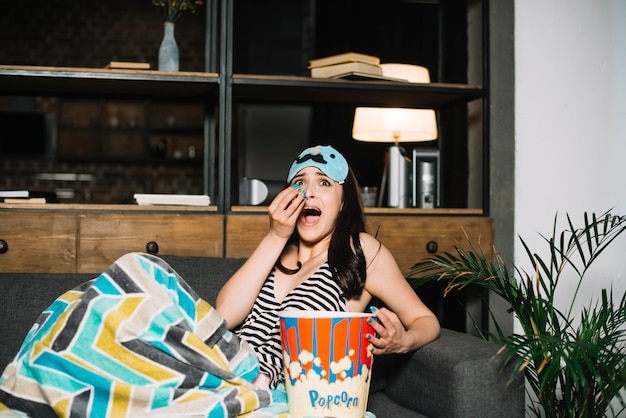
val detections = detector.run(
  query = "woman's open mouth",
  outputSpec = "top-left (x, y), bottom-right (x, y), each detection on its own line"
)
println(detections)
top-left (301, 206), bottom-right (321, 224)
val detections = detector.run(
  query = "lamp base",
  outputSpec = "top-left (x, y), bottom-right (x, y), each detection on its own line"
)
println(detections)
top-left (387, 145), bottom-right (411, 208)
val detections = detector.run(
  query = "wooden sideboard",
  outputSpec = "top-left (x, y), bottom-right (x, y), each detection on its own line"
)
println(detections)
top-left (1, 204), bottom-right (492, 276)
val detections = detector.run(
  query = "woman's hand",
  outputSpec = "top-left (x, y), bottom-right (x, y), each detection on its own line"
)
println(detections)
top-left (366, 306), bottom-right (415, 355)
top-left (356, 233), bottom-right (440, 354)
top-left (267, 185), bottom-right (306, 239)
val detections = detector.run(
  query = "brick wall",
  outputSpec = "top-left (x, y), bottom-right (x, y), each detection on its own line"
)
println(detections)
top-left (2, 0), bottom-right (206, 70)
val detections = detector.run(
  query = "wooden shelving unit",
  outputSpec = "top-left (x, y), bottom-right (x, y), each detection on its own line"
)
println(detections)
top-left (0, 0), bottom-right (492, 332)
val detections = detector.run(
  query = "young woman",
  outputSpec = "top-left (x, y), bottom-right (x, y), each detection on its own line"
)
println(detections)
top-left (216, 145), bottom-right (440, 389)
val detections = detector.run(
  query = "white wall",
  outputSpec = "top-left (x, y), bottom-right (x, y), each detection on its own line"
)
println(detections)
top-left (515, 2), bottom-right (625, 412)
top-left (515, 0), bottom-right (626, 309)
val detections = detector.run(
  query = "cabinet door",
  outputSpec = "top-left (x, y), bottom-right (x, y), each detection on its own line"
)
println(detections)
top-left (225, 214), bottom-right (269, 258)
top-left (77, 213), bottom-right (224, 273)
top-left (0, 212), bottom-right (77, 272)
top-left (366, 216), bottom-right (494, 274)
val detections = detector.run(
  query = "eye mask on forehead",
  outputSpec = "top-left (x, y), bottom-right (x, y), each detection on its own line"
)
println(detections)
top-left (287, 145), bottom-right (349, 184)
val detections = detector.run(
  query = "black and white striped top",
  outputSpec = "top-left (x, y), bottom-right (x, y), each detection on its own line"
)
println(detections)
top-left (236, 262), bottom-right (348, 388)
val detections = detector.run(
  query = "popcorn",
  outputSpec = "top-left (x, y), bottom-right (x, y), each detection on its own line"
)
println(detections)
top-left (280, 311), bottom-right (375, 418)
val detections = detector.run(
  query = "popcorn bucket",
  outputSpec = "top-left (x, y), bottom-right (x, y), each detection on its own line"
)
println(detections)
top-left (279, 310), bottom-right (375, 418)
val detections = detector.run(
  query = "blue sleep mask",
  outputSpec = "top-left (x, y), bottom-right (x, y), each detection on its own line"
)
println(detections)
top-left (287, 145), bottom-right (349, 184)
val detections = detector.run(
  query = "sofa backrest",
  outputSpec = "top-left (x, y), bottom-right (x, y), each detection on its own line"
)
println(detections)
top-left (159, 254), bottom-right (247, 303)
top-left (0, 255), bottom-right (247, 373)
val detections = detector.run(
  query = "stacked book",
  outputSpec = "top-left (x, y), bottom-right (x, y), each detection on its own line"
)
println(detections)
top-left (133, 193), bottom-right (211, 206)
top-left (105, 61), bottom-right (150, 70)
top-left (308, 52), bottom-right (408, 82)
top-left (0, 190), bottom-right (58, 203)
top-left (309, 52), bottom-right (382, 79)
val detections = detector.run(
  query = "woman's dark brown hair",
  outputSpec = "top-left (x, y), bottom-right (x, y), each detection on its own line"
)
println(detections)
top-left (328, 167), bottom-right (368, 298)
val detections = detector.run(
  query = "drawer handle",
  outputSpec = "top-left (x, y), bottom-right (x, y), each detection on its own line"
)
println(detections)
top-left (146, 241), bottom-right (159, 254)
top-left (426, 240), bottom-right (438, 254)
top-left (0, 240), bottom-right (7, 254)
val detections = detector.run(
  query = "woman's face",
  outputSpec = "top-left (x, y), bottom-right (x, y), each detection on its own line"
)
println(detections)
top-left (290, 166), bottom-right (344, 243)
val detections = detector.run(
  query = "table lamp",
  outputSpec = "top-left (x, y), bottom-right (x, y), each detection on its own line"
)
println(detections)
top-left (352, 64), bottom-right (438, 208)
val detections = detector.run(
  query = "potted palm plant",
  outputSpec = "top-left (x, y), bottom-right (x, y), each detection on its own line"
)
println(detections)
top-left (407, 210), bottom-right (626, 417)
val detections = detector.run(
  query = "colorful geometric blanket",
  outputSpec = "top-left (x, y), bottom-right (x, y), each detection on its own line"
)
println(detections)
top-left (0, 253), bottom-right (289, 417)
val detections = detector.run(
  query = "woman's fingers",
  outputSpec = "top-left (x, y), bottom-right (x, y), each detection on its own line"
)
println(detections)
top-left (366, 307), bottom-right (405, 355)
top-left (267, 187), bottom-right (305, 237)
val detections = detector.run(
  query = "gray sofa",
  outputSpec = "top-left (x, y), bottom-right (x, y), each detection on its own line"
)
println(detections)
top-left (0, 255), bottom-right (525, 417)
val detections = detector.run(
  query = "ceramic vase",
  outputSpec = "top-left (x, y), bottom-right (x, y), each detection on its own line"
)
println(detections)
top-left (158, 22), bottom-right (179, 71)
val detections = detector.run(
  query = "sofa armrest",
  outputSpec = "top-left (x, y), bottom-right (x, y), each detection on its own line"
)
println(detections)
top-left (381, 328), bottom-right (525, 418)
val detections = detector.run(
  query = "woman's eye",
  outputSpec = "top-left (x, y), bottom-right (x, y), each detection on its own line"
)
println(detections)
top-left (320, 179), bottom-right (331, 187)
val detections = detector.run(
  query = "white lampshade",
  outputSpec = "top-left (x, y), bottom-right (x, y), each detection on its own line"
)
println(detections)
top-left (352, 107), bottom-right (438, 142)
top-left (380, 63), bottom-right (431, 83)
top-left (352, 64), bottom-right (437, 143)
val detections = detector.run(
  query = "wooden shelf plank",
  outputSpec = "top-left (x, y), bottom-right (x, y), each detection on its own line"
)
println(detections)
top-left (230, 205), bottom-right (483, 215)
top-left (0, 203), bottom-right (219, 213)
top-left (0, 65), bottom-right (219, 98)
top-left (232, 74), bottom-right (484, 108)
